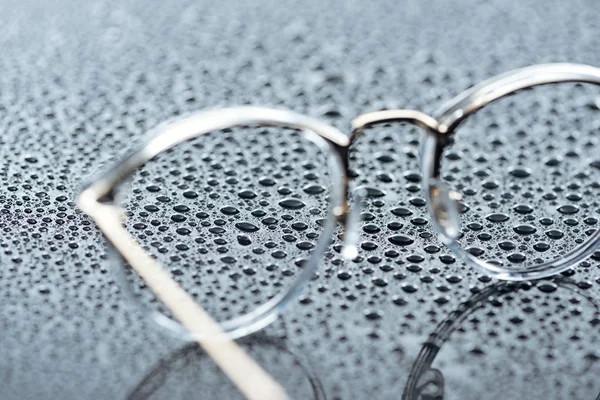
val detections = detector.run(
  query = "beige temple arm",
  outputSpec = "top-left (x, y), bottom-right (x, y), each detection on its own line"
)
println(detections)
top-left (83, 201), bottom-right (289, 400)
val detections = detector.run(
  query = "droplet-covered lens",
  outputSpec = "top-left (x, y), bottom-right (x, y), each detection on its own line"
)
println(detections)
top-left (118, 125), bottom-right (333, 332)
top-left (440, 83), bottom-right (600, 270)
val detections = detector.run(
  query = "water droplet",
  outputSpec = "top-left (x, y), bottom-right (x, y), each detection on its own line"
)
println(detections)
top-left (220, 206), bottom-right (239, 215)
top-left (278, 198), bottom-right (306, 210)
top-left (557, 204), bottom-right (579, 214)
top-left (391, 207), bottom-right (413, 217)
top-left (238, 189), bottom-right (258, 199)
top-left (508, 167), bottom-right (531, 178)
top-left (235, 221), bottom-right (259, 232)
top-left (302, 184), bottom-right (325, 195)
top-left (388, 235), bottom-right (414, 246)
top-left (357, 186), bottom-right (386, 198)
top-left (545, 229), bottom-right (564, 239)
top-left (513, 224), bottom-right (537, 235)
top-left (486, 213), bottom-right (509, 223)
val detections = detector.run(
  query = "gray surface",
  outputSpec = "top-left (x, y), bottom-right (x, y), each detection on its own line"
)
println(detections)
top-left (1, 0), bottom-right (600, 399)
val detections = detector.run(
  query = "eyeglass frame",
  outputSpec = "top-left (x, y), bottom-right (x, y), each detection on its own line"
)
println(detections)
top-left (78, 107), bottom-right (353, 341)
top-left (352, 63), bottom-right (600, 281)
top-left (78, 63), bottom-right (600, 343)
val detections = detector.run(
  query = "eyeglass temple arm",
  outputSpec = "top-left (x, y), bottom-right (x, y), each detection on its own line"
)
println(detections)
top-left (78, 191), bottom-right (289, 400)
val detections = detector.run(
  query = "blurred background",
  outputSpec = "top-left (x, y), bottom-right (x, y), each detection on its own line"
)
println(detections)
top-left (0, 0), bottom-right (600, 399)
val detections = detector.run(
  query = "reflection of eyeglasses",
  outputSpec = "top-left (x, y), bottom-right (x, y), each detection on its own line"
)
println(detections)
top-left (129, 334), bottom-right (326, 400)
top-left (402, 278), bottom-right (600, 400)
top-left (78, 63), bottom-right (600, 379)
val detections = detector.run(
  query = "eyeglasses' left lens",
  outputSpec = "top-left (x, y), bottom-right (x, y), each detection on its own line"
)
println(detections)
top-left (115, 123), bottom-right (335, 338)
top-left (436, 82), bottom-right (600, 277)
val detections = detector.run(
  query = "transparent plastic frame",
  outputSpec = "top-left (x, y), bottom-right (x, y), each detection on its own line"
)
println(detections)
top-left (79, 63), bottom-right (600, 343)
top-left (352, 63), bottom-right (600, 281)
top-left (78, 107), bottom-right (356, 341)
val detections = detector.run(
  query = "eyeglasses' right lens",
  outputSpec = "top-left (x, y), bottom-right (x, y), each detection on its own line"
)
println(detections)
top-left (117, 123), bottom-right (334, 337)
top-left (439, 83), bottom-right (600, 272)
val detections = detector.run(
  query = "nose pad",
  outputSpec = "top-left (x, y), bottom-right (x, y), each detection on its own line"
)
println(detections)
top-left (428, 179), bottom-right (461, 244)
top-left (415, 368), bottom-right (445, 400)
top-left (340, 187), bottom-right (367, 260)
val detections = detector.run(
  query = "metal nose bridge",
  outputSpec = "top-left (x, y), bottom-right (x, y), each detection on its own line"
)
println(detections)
top-left (350, 109), bottom-right (442, 143)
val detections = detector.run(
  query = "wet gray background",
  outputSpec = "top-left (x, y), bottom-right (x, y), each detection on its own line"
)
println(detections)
top-left (1, 0), bottom-right (600, 399)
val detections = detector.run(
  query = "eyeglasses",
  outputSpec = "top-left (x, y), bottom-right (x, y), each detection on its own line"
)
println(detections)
top-left (78, 62), bottom-right (600, 378)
